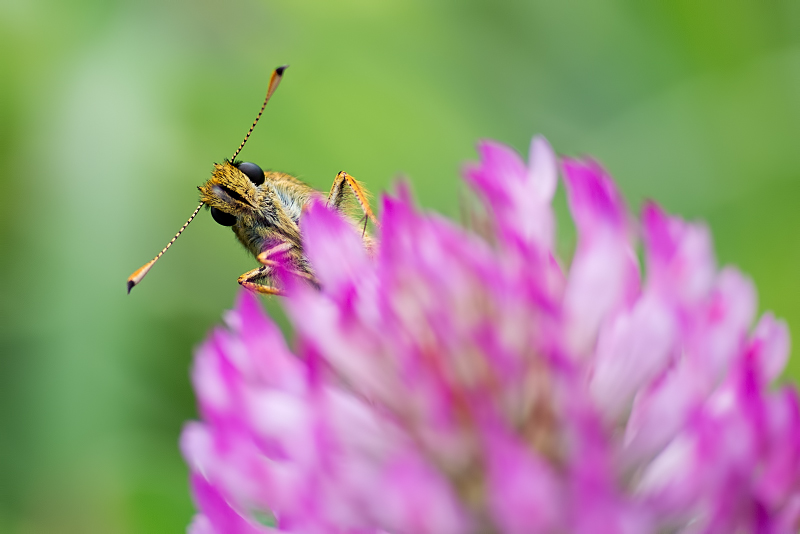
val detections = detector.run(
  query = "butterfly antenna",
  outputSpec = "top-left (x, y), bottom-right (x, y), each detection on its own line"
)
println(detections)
top-left (127, 201), bottom-right (204, 293)
top-left (230, 65), bottom-right (288, 162)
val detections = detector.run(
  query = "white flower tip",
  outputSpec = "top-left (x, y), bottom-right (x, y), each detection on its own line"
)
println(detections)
top-left (528, 135), bottom-right (558, 201)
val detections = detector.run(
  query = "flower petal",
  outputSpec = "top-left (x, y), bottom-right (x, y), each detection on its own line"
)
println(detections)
top-left (301, 198), bottom-right (371, 292)
top-left (751, 312), bottom-right (790, 382)
top-left (465, 137), bottom-right (557, 250)
top-left (562, 158), bottom-right (638, 355)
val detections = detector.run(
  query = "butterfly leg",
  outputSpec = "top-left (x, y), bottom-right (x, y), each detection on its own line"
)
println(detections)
top-left (238, 266), bottom-right (284, 295)
top-left (327, 171), bottom-right (379, 226)
top-left (256, 241), bottom-right (294, 266)
top-left (239, 242), bottom-right (319, 295)
top-left (256, 242), bottom-right (318, 285)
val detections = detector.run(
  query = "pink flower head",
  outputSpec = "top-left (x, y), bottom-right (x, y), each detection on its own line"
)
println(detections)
top-left (181, 136), bottom-right (799, 533)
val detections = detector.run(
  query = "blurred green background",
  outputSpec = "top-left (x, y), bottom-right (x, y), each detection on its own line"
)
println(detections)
top-left (2, 0), bottom-right (800, 532)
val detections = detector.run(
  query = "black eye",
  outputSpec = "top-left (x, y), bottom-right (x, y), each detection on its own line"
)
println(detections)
top-left (237, 162), bottom-right (265, 186)
top-left (211, 207), bottom-right (237, 226)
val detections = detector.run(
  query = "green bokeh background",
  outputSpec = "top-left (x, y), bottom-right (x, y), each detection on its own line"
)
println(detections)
top-left (2, 1), bottom-right (800, 532)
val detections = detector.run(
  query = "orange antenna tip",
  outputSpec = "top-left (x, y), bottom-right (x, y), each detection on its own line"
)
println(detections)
top-left (127, 259), bottom-right (156, 294)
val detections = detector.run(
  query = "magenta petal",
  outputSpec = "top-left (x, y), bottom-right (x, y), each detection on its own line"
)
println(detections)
top-left (374, 452), bottom-right (467, 534)
top-left (301, 198), bottom-right (370, 291)
top-left (188, 514), bottom-right (216, 534)
top-left (563, 238), bottom-right (640, 355)
top-left (190, 473), bottom-right (273, 534)
top-left (623, 366), bottom-right (697, 465)
top-left (562, 158), bottom-right (627, 232)
top-left (563, 401), bottom-right (651, 534)
top-left (561, 158), bottom-right (638, 355)
top-left (758, 387), bottom-right (800, 509)
top-left (527, 135), bottom-right (557, 205)
top-left (591, 294), bottom-right (676, 420)
top-left (225, 290), bottom-right (306, 393)
top-left (465, 137), bottom-right (558, 250)
top-left (191, 332), bottom-right (240, 421)
top-left (777, 496), bottom-right (800, 534)
top-left (181, 421), bottom-right (212, 474)
top-left (750, 312), bottom-right (790, 382)
top-left (680, 267), bottom-right (756, 393)
top-left (485, 430), bottom-right (562, 533)
top-left (464, 140), bottom-right (527, 211)
top-left (642, 201), bottom-right (715, 303)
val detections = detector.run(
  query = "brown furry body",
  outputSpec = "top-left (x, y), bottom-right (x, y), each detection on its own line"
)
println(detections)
top-left (198, 161), bottom-right (375, 294)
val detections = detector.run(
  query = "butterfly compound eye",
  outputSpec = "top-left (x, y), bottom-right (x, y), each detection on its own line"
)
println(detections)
top-left (211, 207), bottom-right (237, 226)
top-left (237, 162), bottom-right (265, 186)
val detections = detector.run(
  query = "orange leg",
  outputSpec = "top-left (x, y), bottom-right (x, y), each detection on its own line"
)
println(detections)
top-left (256, 241), bottom-right (294, 266)
top-left (238, 266), bottom-right (284, 295)
top-left (327, 171), bottom-right (379, 226)
top-left (239, 242), bottom-right (319, 295)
